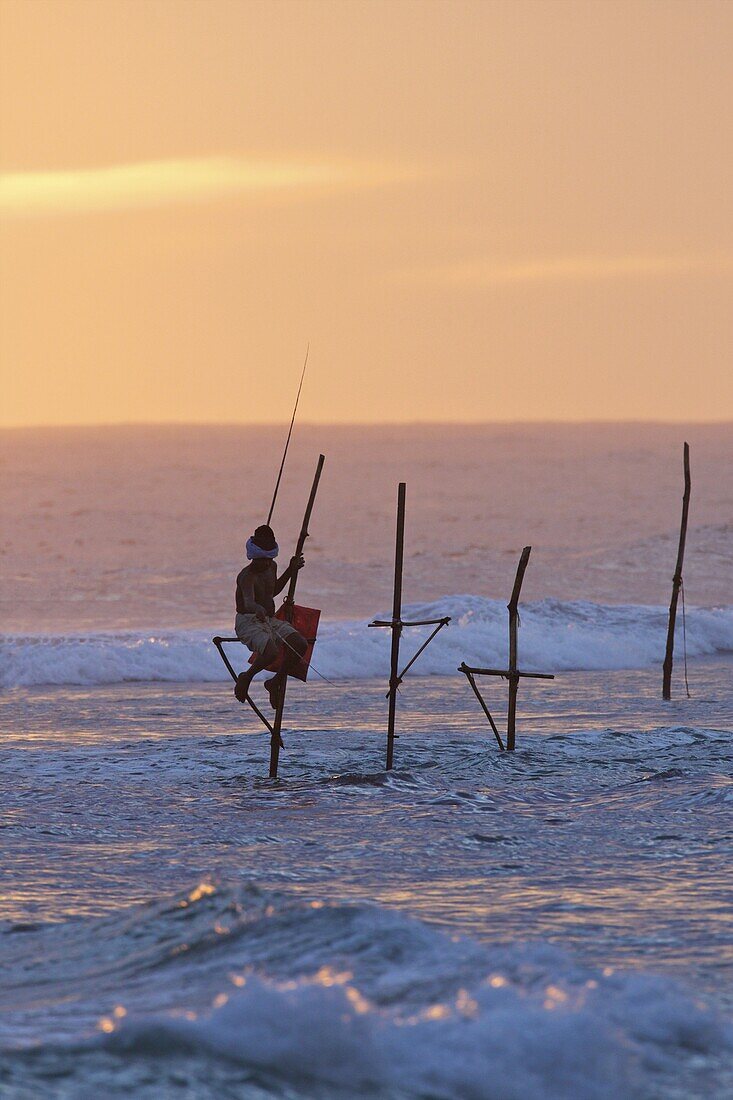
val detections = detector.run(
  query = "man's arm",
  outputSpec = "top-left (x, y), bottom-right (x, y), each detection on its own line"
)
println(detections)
top-left (274, 555), bottom-right (305, 596)
top-left (239, 572), bottom-right (268, 620)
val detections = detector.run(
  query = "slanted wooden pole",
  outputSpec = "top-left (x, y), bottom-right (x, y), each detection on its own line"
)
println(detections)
top-left (663, 442), bottom-right (691, 701)
top-left (506, 546), bottom-right (531, 751)
top-left (212, 636), bottom-right (276, 736)
top-left (461, 665), bottom-right (505, 750)
top-left (269, 454), bottom-right (325, 778)
top-left (386, 483), bottom-right (406, 770)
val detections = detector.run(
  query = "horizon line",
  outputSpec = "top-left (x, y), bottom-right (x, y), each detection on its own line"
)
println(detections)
top-left (2, 417), bottom-right (732, 432)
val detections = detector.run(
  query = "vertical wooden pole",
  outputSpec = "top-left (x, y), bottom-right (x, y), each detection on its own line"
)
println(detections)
top-left (269, 454), bottom-right (325, 778)
top-left (386, 483), bottom-right (406, 770)
top-left (663, 442), bottom-right (691, 701)
top-left (268, 681), bottom-right (287, 778)
top-left (506, 546), bottom-right (531, 751)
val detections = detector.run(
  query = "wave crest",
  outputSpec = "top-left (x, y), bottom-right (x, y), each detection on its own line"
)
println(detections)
top-left (2, 596), bottom-right (732, 688)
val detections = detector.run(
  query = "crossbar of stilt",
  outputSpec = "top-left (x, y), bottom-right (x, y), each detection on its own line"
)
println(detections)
top-left (369, 617), bottom-right (450, 628)
top-left (460, 665), bottom-right (555, 681)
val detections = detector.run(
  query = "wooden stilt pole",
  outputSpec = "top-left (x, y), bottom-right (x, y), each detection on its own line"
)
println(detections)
top-left (370, 485), bottom-right (448, 767)
top-left (269, 454), bottom-right (325, 778)
top-left (506, 546), bottom-right (531, 751)
top-left (268, 697), bottom-right (286, 778)
top-left (663, 442), bottom-right (691, 701)
top-left (386, 483), bottom-right (406, 770)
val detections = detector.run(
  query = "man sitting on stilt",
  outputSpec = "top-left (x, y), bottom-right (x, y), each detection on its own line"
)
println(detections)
top-left (233, 525), bottom-right (307, 709)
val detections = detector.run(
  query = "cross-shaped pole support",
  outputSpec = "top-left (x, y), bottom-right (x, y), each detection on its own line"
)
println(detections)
top-left (458, 546), bottom-right (554, 751)
top-left (369, 483), bottom-right (450, 769)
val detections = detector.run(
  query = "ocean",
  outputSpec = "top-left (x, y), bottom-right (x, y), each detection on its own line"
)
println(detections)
top-left (1, 422), bottom-right (732, 1098)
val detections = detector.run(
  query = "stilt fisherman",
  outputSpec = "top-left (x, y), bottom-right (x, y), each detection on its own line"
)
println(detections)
top-left (233, 525), bottom-right (308, 709)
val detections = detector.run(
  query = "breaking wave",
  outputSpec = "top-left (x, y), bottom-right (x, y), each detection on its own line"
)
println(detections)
top-left (1, 883), bottom-right (730, 1098)
top-left (2, 597), bottom-right (733, 688)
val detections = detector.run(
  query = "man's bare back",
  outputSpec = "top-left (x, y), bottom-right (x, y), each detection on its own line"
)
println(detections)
top-left (236, 561), bottom-right (279, 621)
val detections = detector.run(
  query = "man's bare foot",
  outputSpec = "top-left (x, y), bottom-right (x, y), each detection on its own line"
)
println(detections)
top-left (264, 676), bottom-right (283, 711)
top-left (234, 672), bottom-right (252, 703)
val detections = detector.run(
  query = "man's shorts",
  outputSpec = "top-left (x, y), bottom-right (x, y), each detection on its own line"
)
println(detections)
top-left (234, 613), bottom-right (299, 656)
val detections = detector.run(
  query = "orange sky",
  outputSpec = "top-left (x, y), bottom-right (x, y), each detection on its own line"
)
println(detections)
top-left (1, 0), bottom-right (732, 425)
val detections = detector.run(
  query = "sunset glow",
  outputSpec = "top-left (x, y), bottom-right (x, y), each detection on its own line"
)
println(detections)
top-left (0, 156), bottom-right (409, 216)
top-left (1, 0), bottom-right (731, 425)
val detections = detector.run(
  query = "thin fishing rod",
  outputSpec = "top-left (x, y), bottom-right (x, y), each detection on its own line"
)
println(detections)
top-left (266, 344), bottom-right (309, 525)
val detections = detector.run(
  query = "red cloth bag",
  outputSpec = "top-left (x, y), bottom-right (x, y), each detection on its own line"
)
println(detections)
top-left (249, 604), bottom-right (321, 683)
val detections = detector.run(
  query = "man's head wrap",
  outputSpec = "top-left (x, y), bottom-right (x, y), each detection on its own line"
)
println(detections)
top-left (246, 524), bottom-right (279, 560)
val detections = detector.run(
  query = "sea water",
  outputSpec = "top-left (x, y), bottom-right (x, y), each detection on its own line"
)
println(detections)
top-left (0, 423), bottom-right (732, 1098)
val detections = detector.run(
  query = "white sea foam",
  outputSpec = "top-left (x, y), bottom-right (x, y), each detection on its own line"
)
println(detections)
top-left (102, 971), bottom-right (647, 1097)
top-left (100, 893), bottom-right (730, 1100)
top-left (2, 597), bottom-right (732, 688)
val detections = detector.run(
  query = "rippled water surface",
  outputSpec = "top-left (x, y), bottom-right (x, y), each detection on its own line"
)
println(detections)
top-left (2, 423), bottom-right (732, 631)
top-left (1, 661), bottom-right (732, 1097)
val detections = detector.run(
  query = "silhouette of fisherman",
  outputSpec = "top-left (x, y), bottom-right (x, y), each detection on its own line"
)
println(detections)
top-left (234, 525), bottom-right (307, 709)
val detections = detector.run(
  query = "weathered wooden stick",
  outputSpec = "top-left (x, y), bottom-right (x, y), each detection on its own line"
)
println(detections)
top-left (507, 546), bottom-right (531, 751)
top-left (393, 618), bottom-right (450, 686)
top-left (269, 454), bottom-right (325, 778)
top-left (460, 665), bottom-right (554, 681)
top-left (386, 483), bottom-right (406, 770)
top-left (268, 698), bottom-right (287, 780)
top-left (369, 617), bottom-right (449, 628)
top-left (212, 636), bottom-right (278, 737)
top-left (662, 442), bottom-right (691, 701)
top-left (370, 617), bottom-right (450, 696)
top-left (459, 665), bottom-right (505, 750)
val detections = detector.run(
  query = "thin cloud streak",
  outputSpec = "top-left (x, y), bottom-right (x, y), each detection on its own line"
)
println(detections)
top-left (0, 156), bottom-right (412, 216)
top-left (402, 254), bottom-right (733, 285)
